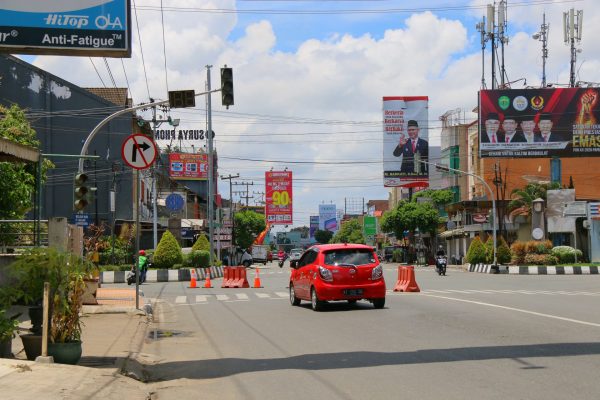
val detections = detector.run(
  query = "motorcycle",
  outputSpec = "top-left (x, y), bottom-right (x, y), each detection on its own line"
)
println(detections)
top-left (127, 262), bottom-right (152, 285)
top-left (435, 256), bottom-right (447, 276)
top-left (278, 253), bottom-right (288, 268)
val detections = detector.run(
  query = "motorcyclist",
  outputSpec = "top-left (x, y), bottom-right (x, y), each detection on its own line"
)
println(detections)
top-left (137, 250), bottom-right (148, 283)
top-left (277, 249), bottom-right (288, 267)
top-left (436, 245), bottom-right (446, 257)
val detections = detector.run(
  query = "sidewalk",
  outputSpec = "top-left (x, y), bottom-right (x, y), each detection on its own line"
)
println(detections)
top-left (0, 288), bottom-right (152, 400)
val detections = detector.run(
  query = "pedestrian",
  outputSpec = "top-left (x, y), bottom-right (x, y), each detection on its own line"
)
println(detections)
top-left (138, 249), bottom-right (148, 283)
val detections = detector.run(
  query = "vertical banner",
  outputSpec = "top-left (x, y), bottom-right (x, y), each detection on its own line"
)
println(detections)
top-left (383, 96), bottom-right (429, 187)
top-left (319, 204), bottom-right (338, 233)
top-left (309, 216), bottom-right (319, 241)
top-left (265, 171), bottom-right (293, 225)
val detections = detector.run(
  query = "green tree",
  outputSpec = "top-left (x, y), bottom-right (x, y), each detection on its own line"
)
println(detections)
top-left (153, 230), bottom-right (183, 268)
top-left (234, 210), bottom-right (266, 250)
top-left (0, 105), bottom-right (53, 220)
top-left (314, 229), bottom-right (333, 244)
top-left (331, 219), bottom-right (365, 244)
top-left (508, 182), bottom-right (560, 217)
top-left (412, 189), bottom-right (455, 206)
top-left (191, 233), bottom-right (210, 252)
top-left (381, 201), bottom-right (440, 238)
top-left (496, 237), bottom-right (512, 265)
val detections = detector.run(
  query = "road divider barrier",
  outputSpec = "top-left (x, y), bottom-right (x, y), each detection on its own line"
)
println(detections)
top-left (221, 266), bottom-right (250, 288)
top-left (393, 265), bottom-right (420, 292)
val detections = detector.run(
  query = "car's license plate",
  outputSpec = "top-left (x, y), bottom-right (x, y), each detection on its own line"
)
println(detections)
top-left (344, 289), bottom-right (363, 296)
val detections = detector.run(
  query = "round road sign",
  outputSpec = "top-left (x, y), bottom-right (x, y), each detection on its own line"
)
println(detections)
top-left (121, 134), bottom-right (158, 170)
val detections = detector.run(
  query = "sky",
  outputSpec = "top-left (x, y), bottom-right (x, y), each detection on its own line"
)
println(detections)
top-left (19, 0), bottom-right (600, 229)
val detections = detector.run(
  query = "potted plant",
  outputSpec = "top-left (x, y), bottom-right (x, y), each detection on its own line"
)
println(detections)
top-left (0, 309), bottom-right (19, 358)
top-left (46, 250), bottom-right (93, 365)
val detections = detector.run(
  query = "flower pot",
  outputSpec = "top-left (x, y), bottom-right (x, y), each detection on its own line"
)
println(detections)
top-left (28, 306), bottom-right (43, 335)
top-left (0, 339), bottom-right (12, 358)
top-left (48, 341), bottom-right (82, 365)
top-left (20, 334), bottom-right (45, 361)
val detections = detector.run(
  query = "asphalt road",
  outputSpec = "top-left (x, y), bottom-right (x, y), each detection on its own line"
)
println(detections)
top-left (122, 262), bottom-right (600, 400)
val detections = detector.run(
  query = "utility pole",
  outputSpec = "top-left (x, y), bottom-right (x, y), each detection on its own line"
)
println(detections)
top-left (206, 65), bottom-right (216, 266)
top-left (233, 181), bottom-right (254, 207)
top-left (220, 173), bottom-right (239, 262)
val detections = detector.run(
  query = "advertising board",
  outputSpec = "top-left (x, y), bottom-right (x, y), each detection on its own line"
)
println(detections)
top-left (479, 88), bottom-right (600, 158)
top-left (0, 0), bottom-right (131, 57)
top-left (168, 153), bottom-right (208, 180)
top-left (383, 96), bottom-right (429, 187)
top-left (265, 171), bottom-right (293, 225)
top-left (319, 204), bottom-right (337, 233)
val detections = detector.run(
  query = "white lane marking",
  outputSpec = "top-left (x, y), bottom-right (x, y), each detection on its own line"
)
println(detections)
top-left (236, 293), bottom-right (249, 300)
top-left (175, 296), bottom-right (187, 304)
top-left (275, 292), bottom-right (288, 298)
top-left (196, 295), bottom-right (208, 302)
top-left (216, 294), bottom-right (229, 301)
top-left (255, 293), bottom-right (270, 298)
top-left (422, 293), bottom-right (600, 328)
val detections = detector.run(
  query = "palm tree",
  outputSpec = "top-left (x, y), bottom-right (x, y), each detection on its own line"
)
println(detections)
top-left (508, 182), bottom-right (559, 217)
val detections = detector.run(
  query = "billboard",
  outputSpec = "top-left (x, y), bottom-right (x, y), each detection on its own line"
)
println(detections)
top-left (0, 0), bottom-right (131, 57)
top-left (168, 153), bottom-right (208, 180)
top-left (265, 171), bottom-right (293, 225)
top-left (319, 204), bottom-right (338, 233)
top-left (383, 96), bottom-right (429, 187)
top-left (479, 88), bottom-right (600, 158)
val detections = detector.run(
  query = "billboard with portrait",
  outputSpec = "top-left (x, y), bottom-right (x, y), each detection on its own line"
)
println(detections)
top-left (168, 153), bottom-right (208, 180)
top-left (265, 171), bottom-right (293, 225)
top-left (0, 0), bottom-right (131, 57)
top-left (383, 96), bottom-right (429, 187)
top-left (479, 88), bottom-right (600, 158)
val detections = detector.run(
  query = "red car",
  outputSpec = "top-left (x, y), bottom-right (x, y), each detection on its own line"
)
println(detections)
top-left (289, 243), bottom-right (386, 311)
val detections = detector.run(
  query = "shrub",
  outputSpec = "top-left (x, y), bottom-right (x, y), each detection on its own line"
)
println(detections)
top-left (184, 250), bottom-right (210, 269)
top-left (510, 241), bottom-right (527, 264)
top-left (392, 249), bottom-right (403, 263)
top-left (466, 236), bottom-right (487, 264)
top-left (525, 240), bottom-right (552, 255)
top-left (550, 246), bottom-right (583, 264)
top-left (153, 231), bottom-right (183, 269)
top-left (191, 234), bottom-right (210, 252)
top-left (497, 237), bottom-right (512, 265)
top-left (524, 253), bottom-right (558, 265)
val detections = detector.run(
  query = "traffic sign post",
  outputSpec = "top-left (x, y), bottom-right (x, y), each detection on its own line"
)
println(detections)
top-left (121, 134), bottom-right (158, 170)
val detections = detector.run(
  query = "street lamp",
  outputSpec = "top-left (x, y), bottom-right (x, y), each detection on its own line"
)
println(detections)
top-left (418, 160), bottom-right (498, 267)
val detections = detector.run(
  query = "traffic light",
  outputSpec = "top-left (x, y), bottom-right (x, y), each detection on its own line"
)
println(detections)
top-left (168, 90), bottom-right (195, 108)
top-left (220, 67), bottom-right (234, 107)
top-left (74, 173), bottom-right (89, 211)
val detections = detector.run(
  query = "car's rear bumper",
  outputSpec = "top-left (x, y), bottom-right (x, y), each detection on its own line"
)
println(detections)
top-left (315, 279), bottom-right (386, 301)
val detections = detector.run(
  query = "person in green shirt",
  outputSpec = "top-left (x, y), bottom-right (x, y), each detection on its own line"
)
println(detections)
top-left (138, 250), bottom-right (148, 283)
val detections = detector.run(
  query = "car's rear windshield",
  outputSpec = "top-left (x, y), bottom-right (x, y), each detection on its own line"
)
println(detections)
top-left (323, 249), bottom-right (376, 266)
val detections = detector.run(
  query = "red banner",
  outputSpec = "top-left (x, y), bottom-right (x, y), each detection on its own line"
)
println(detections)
top-left (168, 153), bottom-right (208, 180)
top-left (265, 171), bottom-right (293, 225)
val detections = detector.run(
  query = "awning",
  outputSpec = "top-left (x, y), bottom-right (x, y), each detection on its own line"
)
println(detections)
top-left (439, 227), bottom-right (465, 238)
top-left (0, 137), bottom-right (39, 163)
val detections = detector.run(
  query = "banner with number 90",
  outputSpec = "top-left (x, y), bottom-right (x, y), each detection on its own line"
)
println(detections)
top-left (265, 171), bottom-right (293, 225)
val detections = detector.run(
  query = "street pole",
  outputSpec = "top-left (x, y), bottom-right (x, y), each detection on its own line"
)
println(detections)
top-left (134, 169), bottom-right (140, 310)
top-left (152, 105), bottom-right (158, 249)
top-left (221, 173), bottom-right (239, 263)
top-left (419, 160), bottom-right (497, 266)
top-left (206, 65), bottom-right (215, 266)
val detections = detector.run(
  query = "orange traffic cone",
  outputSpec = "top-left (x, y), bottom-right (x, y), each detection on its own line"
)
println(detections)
top-left (189, 269), bottom-right (197, 288)
top-left (253, 268), bottom-right (263, 288)
top-left (204, 269), bottom-right (213, 288)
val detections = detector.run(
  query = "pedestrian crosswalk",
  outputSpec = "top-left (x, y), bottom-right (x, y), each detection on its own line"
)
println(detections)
top-left (154, 288), bottom-right (600, 306)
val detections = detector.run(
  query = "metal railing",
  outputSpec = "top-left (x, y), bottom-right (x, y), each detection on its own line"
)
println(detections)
top-left (0, 220), bottom-right (48, 253)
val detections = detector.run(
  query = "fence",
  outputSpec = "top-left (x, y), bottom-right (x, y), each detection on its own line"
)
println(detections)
top-left (0, 220), bottom-right (48, 253)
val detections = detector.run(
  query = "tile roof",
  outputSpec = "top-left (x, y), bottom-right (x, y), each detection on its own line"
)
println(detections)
top-left (84, 87), bottom-right (131, 106)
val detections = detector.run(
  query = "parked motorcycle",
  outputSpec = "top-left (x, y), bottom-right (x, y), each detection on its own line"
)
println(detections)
top-left (435, 256), bottom-right (447, 276)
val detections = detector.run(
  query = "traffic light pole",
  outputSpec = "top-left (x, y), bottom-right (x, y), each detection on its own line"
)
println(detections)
top-left (206, 65), bottom-right (215, 265)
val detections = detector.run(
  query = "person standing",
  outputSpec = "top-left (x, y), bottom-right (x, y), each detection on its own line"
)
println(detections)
top-left (393, 119), bottom-right (429, 175)
top-left (138, 250), bottom-right (148, 283)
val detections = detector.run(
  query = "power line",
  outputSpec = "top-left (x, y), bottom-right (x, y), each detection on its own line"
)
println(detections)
top-left (88, 58), bottom-right (107, 88)
top-left (132, 0), bottom-right (152, 101)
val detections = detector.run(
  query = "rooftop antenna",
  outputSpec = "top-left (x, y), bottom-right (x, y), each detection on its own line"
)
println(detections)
top-left (476, 17), bottom-right (487, 89)
top-left (563, 8), bottom-right (583, 87)
top-left (487, 3), bottom-right (497, 89)
top-left (532, 13), bottom-right (549, 87)
top-left (498, 0), bottom-right (509, 87)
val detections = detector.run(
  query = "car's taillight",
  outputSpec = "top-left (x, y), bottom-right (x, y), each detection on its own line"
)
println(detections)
top-left (371, 264), bottom-right (383, 280)
top-left (318, 266), bottom-right (333, 282)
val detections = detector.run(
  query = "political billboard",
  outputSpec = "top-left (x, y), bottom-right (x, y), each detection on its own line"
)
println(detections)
top-left (319, 204), bottom-right (338, 233)
top-left (265, 171), bottom-right (293, 225)
top-left (168, 153), bottom-right (208, 180)
top-left (0, 0), bottom-right (131, 57)
top-left (479, 88), bottom-right (600, 158)
top-left (383, 96), bottom-right (430, 187)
